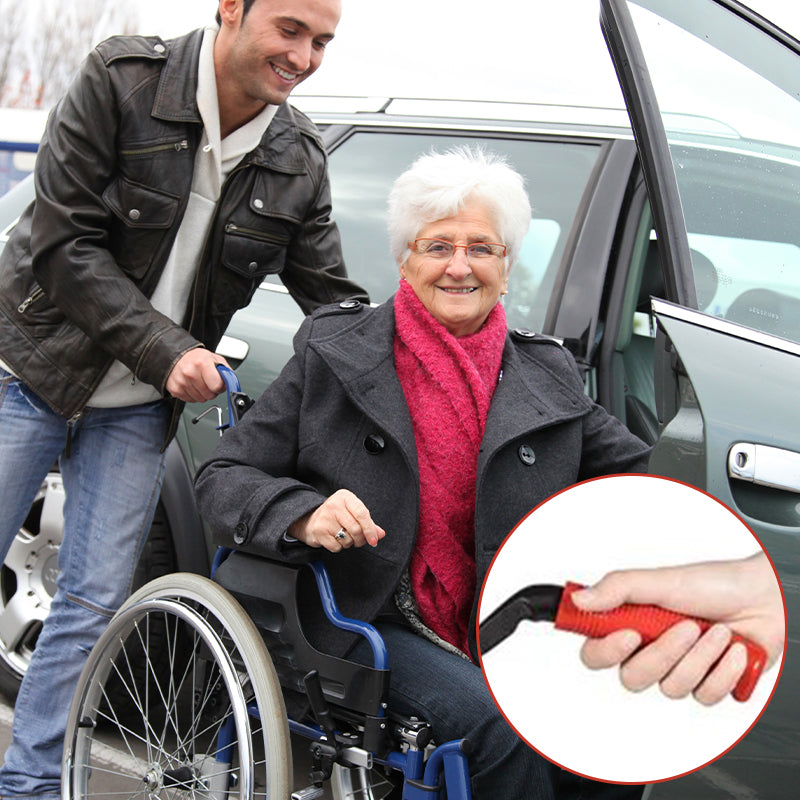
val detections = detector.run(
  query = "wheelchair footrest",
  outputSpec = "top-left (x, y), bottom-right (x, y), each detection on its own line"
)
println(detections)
top-left (291, 787), bottom-right (325, 800)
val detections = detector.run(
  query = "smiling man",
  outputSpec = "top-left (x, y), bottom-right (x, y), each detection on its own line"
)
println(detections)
top-left (0, 1), bottom-right (365, 797)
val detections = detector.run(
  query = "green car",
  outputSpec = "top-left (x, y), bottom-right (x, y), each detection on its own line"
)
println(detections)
top-left (1, 1), bottom-right (798, 796)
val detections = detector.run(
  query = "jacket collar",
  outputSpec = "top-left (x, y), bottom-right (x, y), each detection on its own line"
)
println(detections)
top-left (152, 29), bottom-right (307, 174)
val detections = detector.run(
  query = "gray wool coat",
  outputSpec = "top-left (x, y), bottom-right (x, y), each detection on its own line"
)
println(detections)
top-left (194, 296), bottom-right (651, 661)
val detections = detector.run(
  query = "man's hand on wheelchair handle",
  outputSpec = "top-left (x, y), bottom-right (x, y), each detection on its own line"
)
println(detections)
top-left (288, 489), bottom-right (386, 552)
top-left (167, 348), bottom-right (230, 403)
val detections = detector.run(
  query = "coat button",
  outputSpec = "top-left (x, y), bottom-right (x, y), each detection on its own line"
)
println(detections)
top-left (154, 43), bottom-right (166, 54)
top-left (514, 328), bottom-right (536, 338)
top-left (364, 434), bottom-right (385, 454)
top-left (233, 522), bottom-right (248, 544)
top-left (518, 445), bottom-right (536, 465)
top-left (254, 198), bottom-right (264, 209)
top-left (340, 300), bottom-right (361, 309)
top-left (248, 261), bottom-right (259, 272)
top-left (128, 208), bottom-right (141, 221)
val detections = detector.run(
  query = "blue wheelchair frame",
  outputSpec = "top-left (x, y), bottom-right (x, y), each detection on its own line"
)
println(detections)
top-left (211, 366), bottom-right (473, 799)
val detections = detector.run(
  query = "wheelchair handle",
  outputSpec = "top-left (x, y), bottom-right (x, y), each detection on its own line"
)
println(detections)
top-left (555, 582), bottom-right (767, 702)
top-left (216, 364), bottom-right (242, 427)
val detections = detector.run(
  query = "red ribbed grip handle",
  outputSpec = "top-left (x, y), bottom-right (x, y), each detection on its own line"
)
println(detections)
top-left (554, 582), bottom-right (767, 702)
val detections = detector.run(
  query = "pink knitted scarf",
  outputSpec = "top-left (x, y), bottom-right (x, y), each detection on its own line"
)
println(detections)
top-left (393, 280), bottom-right (507, 656)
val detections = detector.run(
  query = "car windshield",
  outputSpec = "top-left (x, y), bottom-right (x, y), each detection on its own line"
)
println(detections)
top-left (628, 0), bottom-right (800, 344)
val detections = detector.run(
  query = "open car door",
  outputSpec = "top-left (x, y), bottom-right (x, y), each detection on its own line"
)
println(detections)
top-left (600, 1), bottom-right (800, 797)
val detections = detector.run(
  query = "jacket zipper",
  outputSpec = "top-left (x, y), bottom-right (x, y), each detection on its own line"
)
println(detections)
top-left (18, 288), bottom-right (45, 314)
top-left (185, 162), bottom-right (250, 339)
top-left (120, 139), bottom-right (189, 157)
top-left (224, 222), bottom-right (289, 245)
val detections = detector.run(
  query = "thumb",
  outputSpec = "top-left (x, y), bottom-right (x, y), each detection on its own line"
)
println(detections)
top-left (570, 568), bottom-right (682, 612)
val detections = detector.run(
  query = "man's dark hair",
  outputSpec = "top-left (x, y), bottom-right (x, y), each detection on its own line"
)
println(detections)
top-left (216, 0), bottom-right (258, 26)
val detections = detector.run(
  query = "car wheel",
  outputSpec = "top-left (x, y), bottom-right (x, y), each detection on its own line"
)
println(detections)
top-left (0, 470), bottom-right (176, 702)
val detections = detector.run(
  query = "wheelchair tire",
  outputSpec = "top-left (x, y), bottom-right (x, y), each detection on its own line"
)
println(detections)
top-left (62, 573), bottom-right (292, 800)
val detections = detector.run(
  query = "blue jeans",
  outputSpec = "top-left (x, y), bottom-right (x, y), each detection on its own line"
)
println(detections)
top-left (351, 623), bottom-right (645, 800)
top-left (0, 370), bottom-right (168, 799)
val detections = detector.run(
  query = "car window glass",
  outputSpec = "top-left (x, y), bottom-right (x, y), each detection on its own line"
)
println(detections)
top-left (627, 0), bottom-right (800, 344)
top-left (325, 131), bottom-right (601, 332)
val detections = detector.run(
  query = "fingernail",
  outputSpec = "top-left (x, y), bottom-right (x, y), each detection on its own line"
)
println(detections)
top-left (620, 629), bottom-right (643, 651)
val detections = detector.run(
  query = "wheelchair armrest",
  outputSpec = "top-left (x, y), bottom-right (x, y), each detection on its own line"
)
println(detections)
top-left (212, 550), bottom-right (390, 720)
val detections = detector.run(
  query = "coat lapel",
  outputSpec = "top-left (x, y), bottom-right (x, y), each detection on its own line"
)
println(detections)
top-left (309, 300), bottom-right (420, 480)
top-left (479, 338), bottom-right (591, 471)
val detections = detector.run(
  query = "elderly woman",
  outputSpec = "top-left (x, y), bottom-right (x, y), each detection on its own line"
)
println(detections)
top-left (194, 147), bottom-right (650, 799)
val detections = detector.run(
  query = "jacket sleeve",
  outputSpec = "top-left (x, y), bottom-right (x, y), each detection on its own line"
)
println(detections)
top-left (194, 314), bottom-right (327, 561)
top-left (278, 134), bottom-right (370, 313)
top-left (29, 47), bottom-right (199, 391)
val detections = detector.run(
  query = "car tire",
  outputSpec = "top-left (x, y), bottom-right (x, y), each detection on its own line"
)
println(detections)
top-left (0, 470), bottom-right (176, 703)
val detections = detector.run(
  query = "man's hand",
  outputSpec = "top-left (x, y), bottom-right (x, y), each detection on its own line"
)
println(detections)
top-left (166, 349), bottom-right (229, 403)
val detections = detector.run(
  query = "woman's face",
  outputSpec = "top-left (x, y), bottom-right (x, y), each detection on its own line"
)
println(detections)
top-left (399, 202), bottom-right (508, 337)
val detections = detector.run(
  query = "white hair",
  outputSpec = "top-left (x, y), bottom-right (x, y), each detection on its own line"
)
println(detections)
top-left (387, 146), bottom-right (532, 267)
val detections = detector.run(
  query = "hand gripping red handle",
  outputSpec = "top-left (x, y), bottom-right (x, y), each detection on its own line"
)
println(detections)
top-left (554, 582), bottom-right (767, 701)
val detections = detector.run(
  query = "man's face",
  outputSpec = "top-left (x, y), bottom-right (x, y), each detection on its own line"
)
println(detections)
top-left (217, 0), bottom-right (341, 109)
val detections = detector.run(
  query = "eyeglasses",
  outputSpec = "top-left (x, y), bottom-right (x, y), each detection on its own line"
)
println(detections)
top-left (409, 238), bottom-right (507, 261)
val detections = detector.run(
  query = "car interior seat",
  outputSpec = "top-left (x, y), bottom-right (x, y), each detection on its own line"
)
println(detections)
top-left (620, 242), bottom-right (718, 445)
top-left (726, 287), bottom-right (800, 342)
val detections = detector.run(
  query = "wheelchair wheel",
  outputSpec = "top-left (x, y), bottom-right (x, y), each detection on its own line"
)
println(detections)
top-left (62, 573), bottom-right (291, 800)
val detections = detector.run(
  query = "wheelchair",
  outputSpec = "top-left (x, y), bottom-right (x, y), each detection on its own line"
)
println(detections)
top-left (61, 367), bottom-right (473, 800)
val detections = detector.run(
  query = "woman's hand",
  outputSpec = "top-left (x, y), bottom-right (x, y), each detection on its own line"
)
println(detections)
top-left (571, 553), bottom-right (785, 705)
top-left (288, 489), bottom-right (386, 552)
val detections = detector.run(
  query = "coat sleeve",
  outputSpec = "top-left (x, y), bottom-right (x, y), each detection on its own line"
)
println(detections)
top-left (555, 343), bottom-right (652, 478)
top-left (193, 314), bottom-right (327, 561)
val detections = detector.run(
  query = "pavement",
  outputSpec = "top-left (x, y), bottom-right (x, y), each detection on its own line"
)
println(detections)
top-left (0, 693), bottom-right (328, 796)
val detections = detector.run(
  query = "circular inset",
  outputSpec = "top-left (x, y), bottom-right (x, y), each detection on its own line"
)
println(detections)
top-left (478, 474), bottom-right (785, 785)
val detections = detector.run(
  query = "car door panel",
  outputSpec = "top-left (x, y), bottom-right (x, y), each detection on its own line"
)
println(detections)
top-left (601, 0), bottom-right (800, 795)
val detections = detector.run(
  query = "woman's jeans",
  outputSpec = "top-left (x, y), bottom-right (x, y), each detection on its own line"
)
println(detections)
top-left (351, 621), bottom-right (561, 800)
top-left (0, 370), bottom-right (168, 799)
top-left (351, 622), bottom-right (646, 800)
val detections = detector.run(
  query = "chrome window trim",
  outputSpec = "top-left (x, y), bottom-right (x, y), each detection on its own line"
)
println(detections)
top-left (652, 297), bottom-right (800, 357)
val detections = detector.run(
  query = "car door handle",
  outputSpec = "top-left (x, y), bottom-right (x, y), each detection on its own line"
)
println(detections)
top-left (728, 443), bottom-right (800, 494)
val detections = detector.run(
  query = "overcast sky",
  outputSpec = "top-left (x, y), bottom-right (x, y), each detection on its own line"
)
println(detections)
top-left (135, 0), bottom-right (800, 109)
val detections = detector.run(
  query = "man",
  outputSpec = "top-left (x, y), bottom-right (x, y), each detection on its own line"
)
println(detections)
top-left (0, 0), bottom-right (362, 795)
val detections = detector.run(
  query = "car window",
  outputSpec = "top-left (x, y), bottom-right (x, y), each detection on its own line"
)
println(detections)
top-left (326, 131), bottom-right (602, 332)
top-left (627, 0), bottom-right (800, 343)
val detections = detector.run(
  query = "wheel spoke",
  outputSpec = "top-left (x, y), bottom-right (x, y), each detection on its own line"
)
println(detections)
top-left (63, 575), bottom-right (291, 800)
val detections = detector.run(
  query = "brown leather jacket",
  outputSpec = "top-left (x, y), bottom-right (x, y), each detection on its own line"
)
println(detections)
top-left (0, 29), bottom-right (366, 436)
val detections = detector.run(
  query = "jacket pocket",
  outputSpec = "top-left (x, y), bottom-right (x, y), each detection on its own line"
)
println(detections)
top-left (103, 177), bottom-right (180, 279)
top-left (213, 223), bottom-right (290, 314)
top-left (15, 283), bottom-right (66, 340)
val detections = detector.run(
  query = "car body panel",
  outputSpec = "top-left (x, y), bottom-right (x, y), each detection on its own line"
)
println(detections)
top-left (647, 303), bottom-right (800, 795)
